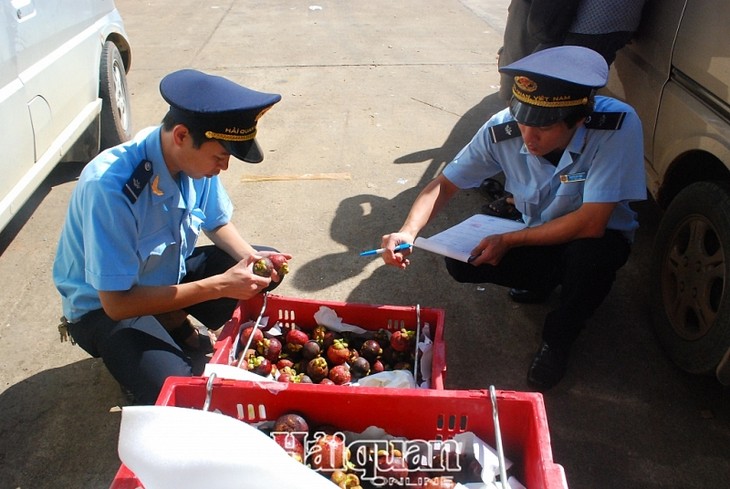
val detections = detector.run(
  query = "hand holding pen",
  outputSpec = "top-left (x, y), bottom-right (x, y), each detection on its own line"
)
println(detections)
top-left (359, 242), bottom-right (413, 256)
top-left (361, 234), bottom-right (414, 269)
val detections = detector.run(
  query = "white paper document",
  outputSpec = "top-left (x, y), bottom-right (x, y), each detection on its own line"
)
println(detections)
top-left (414, 214), bottom-right (527, 262)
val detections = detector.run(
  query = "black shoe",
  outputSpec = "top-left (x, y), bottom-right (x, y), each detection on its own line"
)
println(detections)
top-left (478, 178), bottom-right (506, 201)
top-left (527, 342), bottom-right (570, 390)
top-left (482, 196), bottom-right (522, 221)
top-left (508, 288), bottom-right (552, 304)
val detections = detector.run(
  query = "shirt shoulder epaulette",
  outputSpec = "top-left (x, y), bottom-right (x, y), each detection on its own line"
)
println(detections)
top-left (122, 160), bottom-right (153, 203)
top-left (488, 121), bottom-right (521, 143)
top-left (584, 111), bottom-right (626, 130)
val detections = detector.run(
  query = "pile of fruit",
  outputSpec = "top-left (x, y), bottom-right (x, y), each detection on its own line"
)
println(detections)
top-left (235, 318), bottom-right (423, 386)
top-left (265, 412), bottom-right (487, 488)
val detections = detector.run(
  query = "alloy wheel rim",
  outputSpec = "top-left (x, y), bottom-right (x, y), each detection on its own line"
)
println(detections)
top-left (661, 214), bottom-right (726, 340)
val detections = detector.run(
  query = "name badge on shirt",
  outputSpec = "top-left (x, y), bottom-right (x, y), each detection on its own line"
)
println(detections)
top-left (560, 172), bottom-right (587, 184)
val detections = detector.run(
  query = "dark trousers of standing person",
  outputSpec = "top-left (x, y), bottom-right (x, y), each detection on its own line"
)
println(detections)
top-left (499, 0), bottom-right (538, 101)
top-left (67, 245), bottom-right (279, 405)
top-left (564, 31), bottom-right (636, 66)
top-left (444, 230), bottom-right (631, 351)
top-left (498, 0), bottom-right (582, 101)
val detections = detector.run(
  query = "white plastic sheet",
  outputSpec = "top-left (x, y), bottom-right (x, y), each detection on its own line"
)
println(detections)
top-left (118, 405), bottom-right (338, 489)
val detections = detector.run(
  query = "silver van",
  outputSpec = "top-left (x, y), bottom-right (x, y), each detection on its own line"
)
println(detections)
top-left (0, 0), bottom-right (132, 232)
top-left (606, 0), bottom-right (730, 384)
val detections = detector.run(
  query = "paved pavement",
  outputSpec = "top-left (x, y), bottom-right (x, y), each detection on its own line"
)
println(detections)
top-left (0, 1), bottom-right (729, 488)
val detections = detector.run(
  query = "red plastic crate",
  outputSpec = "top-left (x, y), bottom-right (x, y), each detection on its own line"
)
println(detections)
top-left (209, 294), bottom-right (447, 389)
top-left (111, 377), bottom-right (567, 489)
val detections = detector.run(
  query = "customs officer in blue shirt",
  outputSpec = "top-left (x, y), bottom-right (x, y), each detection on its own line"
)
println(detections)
top-left (53, 69), bottom-right (289, 404)
top-left (380, 46), bottom-right (646, 389)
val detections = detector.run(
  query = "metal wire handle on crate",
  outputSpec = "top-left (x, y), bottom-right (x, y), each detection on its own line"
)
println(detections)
top-left (490, 385), bottom-right (509, 489)
top-left (412, 304), bottom-right (421, 384)
top-left (203, 372), bottom-right (217, 412)
top-left (235, 292), bottom-right (269, 368)
top-left (229, 292), bottom-right (269, 366)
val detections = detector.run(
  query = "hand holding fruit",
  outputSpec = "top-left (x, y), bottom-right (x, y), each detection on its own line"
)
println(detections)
top-left (252, 251), bottom-right (292, 293)
top-left (216, 255), bottom-right (271, 299)
top-left (252, 252), bottom-right (290, 277)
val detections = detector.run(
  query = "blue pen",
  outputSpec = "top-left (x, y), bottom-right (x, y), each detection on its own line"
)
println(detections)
top-left (359, 242), bottom-right (412, 256)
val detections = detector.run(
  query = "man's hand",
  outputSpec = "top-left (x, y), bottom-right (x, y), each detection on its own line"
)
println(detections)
top-left (98, 252), bottom-right (289, 321)
top-left (219, 255), bottom-right (277, 299)
top-left (376, 174), bottom-right (459, 270)
top-left (468, 234), bottom-right (510, 266)
top-left (467, 202), bottom-right (619, 266)
top-left (379, 232), bottom-right (415, 269)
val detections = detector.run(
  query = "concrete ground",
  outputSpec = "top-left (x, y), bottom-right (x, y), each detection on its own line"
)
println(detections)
top-left (0, 1), bottom-right (729, 488)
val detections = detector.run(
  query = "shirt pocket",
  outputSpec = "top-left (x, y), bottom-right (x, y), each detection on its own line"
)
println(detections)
top-left (178, 208), bottom-right (206, 259)
top-left (138, 227), bottom-right (176, 276)
top-left (187, 208), bottom-right (206, 237)
top-left (555, 180), bottom-right (585, 210)
top-left (505, 180), bottom-right (540, 218)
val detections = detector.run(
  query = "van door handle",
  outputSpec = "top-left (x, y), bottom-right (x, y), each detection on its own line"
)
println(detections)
top-left (12, 0), bottom-right (37, 21)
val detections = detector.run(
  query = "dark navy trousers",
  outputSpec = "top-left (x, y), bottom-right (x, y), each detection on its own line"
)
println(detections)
top-left (68, 245), bottom-right (277, 405)
top-left (445, 230), bottom-right (631, 350)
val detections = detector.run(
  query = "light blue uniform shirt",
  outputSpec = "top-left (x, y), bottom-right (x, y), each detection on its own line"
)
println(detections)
top-left (53, 126), bottom-right (233, 322)
top-left (443, 96), bottom-right (646, 241)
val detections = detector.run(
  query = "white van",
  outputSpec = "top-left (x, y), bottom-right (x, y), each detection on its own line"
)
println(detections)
top-left (606, 0), bottom-right (730, 384)
top-left (0, 0), bottom-right (132, 232)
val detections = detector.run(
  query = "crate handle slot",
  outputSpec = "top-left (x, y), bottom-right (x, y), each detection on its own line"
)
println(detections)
top-left (387, 318), bottom-right (406, 330)
top-left (237, 403), bottom-right (267, 422)
top-left (278, 308), bottom-right (295, 324)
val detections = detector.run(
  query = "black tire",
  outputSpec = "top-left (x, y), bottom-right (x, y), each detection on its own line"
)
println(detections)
top-left (650, 181), bottom-right (730, 374)
top-left (99, 41), bottom-right (131, 149)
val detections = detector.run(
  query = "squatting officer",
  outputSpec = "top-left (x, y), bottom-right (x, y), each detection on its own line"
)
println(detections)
top-left (380, 46), bottom-right (646, 390)
top-left (53, 69), bottom-right (289, 404)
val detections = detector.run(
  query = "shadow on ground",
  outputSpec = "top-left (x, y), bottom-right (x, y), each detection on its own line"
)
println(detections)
top-left (0, 161), bottom-right (85, 257)
top-left (291, 92), bottom-right (507, 296)
top-left (0, 358), bottom-right (125, 488)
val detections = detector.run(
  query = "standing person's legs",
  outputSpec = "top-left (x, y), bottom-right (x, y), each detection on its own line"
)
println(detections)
top-left (563, 31), bottom-right (635, 66)
top-left (499, 0), bottom-right (540, 101)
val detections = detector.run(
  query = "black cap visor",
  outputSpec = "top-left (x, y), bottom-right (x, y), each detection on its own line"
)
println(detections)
top-left (220, 138), bottom-right (264, 163)
top-left (509, 98), bottom-right (582, 127)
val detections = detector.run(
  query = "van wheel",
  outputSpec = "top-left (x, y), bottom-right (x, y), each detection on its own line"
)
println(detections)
top-left (99, 41), bottom-right (131, 149)
top-left (650, 181), bottom-right (730, 375)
